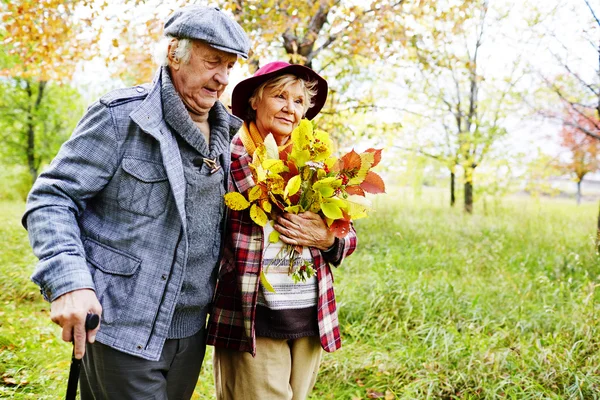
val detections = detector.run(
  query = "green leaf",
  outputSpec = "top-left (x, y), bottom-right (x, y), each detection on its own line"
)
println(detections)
top-left (313, 177), bottom-right (342, 198)
top-left (321, 202), bottom-right (343, 220)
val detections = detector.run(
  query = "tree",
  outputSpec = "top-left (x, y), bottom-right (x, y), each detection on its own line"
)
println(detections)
top-left (400, 0), bottom-right (522, 213)
top-left (0, 80), bottom-right (83, 186)
top-left (532, 0), bottom-right (600, 245)
top-left (558, 105), bottom-right (600, 204)
top-left (0, 0), bottom-right (101, 183)
top-left (101, 0), bottom-right (476, 153)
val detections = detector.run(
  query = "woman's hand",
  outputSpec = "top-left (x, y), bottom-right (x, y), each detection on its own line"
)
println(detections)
top-left (274, 211), bottom-right (335, 251)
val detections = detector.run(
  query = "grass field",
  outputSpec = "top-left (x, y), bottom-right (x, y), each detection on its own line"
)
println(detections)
top-left (1, 190), bottom-right (599, 399)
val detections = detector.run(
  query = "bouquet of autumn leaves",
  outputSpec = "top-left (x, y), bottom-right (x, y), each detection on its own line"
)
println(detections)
top-left (224, 119), bottom-right (385, 286)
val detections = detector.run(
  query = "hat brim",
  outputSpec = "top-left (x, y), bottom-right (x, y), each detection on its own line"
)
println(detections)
top-left (231, 64), bottom-right (328, 121)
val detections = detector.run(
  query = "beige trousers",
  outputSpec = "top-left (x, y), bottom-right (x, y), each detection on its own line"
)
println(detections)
top-left (213, 336), bottom-right (323, 400)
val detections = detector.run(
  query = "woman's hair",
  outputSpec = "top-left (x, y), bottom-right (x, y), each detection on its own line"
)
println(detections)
top-left (154, 36), bottom-right (193, 66)
top-left (246, 74), bottom-right (319, 121)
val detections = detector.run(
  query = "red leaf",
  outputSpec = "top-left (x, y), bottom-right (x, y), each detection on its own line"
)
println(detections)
top-left (330, 219), bottom-right (351, 238)
top-left (338, 149), bottom-right (361, 171)
top-left (286, 160), bottom-right (299, 176)
top-left (364, 148), bottom-right (383, 167)
top-left (345, 185), bottom-right (365, 196)
top-left (360, 171), bottom-right (386, 194)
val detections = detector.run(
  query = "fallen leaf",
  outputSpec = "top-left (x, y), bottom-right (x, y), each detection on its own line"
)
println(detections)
top-left (2, 377), bottom-right (17, 386)
top-left (366, 388), bottom-right (385, 399)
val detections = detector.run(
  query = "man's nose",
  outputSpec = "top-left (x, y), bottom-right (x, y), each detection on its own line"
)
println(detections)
top-left (214, 65), bottom-right (230, 86)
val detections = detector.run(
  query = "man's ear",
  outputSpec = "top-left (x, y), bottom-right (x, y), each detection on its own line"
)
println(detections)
top-left (167, 38), bottom-right (180, 71)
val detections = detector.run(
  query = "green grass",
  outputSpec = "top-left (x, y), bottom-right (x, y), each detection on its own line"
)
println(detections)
top-left (2, 191), bottom-right (599, 399)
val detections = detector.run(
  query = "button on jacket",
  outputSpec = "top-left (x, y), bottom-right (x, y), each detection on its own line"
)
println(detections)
top-left (23, 68), bottom-right (242, 361)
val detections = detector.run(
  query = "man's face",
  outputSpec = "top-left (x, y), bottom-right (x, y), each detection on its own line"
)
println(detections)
top-left (169, 40), bottom-right (237, 118)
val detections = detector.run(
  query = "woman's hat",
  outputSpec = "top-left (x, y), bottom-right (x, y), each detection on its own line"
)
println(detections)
top-left (231, 61), bottom-right (328, 120)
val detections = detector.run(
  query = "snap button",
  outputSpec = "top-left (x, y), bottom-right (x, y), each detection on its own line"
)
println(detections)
top-left (136, 87), bottom-right (145, 93)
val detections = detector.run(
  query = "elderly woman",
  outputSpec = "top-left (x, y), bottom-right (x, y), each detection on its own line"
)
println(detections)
top-left (206, 61), bottom-right (358, 400)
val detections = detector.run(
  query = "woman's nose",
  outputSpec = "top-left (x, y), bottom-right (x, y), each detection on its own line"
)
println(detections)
top-left (282, 98), bottom-right (294, 113)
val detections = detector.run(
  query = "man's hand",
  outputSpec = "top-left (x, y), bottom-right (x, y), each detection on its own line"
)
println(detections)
top-left (50, 289), bottom-right (102, 359)
top-left (274, 211), bottom-right (335, 251)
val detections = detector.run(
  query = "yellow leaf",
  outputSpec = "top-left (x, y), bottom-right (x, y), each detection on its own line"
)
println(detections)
top-left (224, 192), bottom-right (250, 210)
top-left (268, 229), bottom-right (280, 243)
top-left (349, 152), bottom-right (375, 185)
top-left (290, 149), bottom-right (311, 168)
top-left (313, 129), bottom-right (333, 161)
top-left (250, 203), bottom-right (268, 226)
top-left (285, 205), bottom-right (302, 214)
top-left (261, 199), bottom-right (272, 213)
top-left (263, 159), bottom-right (287, 174)
top-left (284, 175), bottom-right (302, 198)
top-left (345, 195), bottom-right (371, 219)
top-left (260, 270), bottom-right (276, 293)
top-left (268, 174), bottom-right (285, 194)
top-left (263, 133), bottom-right (279, 160)
top-left (248, 186), bottom-right (262, 202)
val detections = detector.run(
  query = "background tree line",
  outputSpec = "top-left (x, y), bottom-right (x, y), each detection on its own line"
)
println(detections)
top-left (1, 0), bottom-right (598, 213)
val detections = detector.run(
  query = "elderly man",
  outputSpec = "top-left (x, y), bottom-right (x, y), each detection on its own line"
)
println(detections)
top-left (23, 5), bottom-right (250, 399)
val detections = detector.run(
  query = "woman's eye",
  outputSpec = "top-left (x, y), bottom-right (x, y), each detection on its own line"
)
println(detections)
top-left (295, 99), bottom-right (303, 104)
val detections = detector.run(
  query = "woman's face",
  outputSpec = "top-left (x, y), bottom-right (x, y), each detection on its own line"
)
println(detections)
top-left (253, 81), bottom-right (306, 145)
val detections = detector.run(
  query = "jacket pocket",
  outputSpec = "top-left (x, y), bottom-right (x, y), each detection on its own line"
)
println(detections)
top-left (117, 157), bottom-right (170, 217)
top-left (84, 238), bottom-right (141, 325)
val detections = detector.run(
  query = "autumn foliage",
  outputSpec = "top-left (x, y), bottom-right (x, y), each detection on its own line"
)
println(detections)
top-left (1, 1), bottom-right (101, 81)
top-left (559, 106), bottom-right (600, 183)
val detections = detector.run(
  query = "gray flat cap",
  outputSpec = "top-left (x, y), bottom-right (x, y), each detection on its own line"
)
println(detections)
top-left (164, 5), bottom-right (250, 59)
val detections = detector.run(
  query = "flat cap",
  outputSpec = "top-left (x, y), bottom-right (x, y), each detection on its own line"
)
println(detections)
top-left (164, 5), bottom-right (250, 59)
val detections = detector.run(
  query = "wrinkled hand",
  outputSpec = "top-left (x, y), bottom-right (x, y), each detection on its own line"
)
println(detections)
top-left (274, 211), bottom-right (335, 251)
top-left (50, 289), bottom-right (102, 359)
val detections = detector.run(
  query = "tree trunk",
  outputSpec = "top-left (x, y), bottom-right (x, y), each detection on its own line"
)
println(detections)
top-left (464, 167), bottom-right (474, 213)
top-left (597, 200), bottom-right (600, 253)
top-left (25, 79), bottom-right (47, 183)
top-left (450, 170), bottom-right (456, 207)
top-left (464, 180), bottom-right (473, 213)
top-left (576, 180), bottom-right (582, 205)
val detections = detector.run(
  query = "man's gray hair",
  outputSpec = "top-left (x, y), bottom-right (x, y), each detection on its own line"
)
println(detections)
top-left (154, 36), bottom-right (193, 66)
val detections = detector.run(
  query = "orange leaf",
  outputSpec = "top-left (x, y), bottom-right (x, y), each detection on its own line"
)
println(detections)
top-left (338, 150), bottom-right (361, 171)
top-left (364, 148), bottom-right (383, 167)
top-left (360, 171), bottom-right (386, 194)
top-left (345, 185), bottom-right (365, 196)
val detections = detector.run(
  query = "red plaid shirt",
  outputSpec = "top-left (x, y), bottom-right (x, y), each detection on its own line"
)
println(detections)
top-left (206, 135), bottom-right (357, 355)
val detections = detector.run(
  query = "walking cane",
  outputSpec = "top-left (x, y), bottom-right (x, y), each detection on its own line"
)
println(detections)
top-left (65, 313), bottom-right (100, 400)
